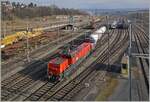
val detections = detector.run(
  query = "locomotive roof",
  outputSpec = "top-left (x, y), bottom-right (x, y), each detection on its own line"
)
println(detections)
top-left (50, 57), bottom-right (66, 65)
top-left (60, 42), bottom-right (90, 57)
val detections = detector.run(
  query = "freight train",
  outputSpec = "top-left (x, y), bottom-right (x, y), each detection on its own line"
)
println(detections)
top-left (109, 19), bottom-right (129, 29)
top-left (47, 26), bottom-right (106, 81)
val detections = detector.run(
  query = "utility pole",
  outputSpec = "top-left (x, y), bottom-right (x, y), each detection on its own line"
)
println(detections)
top-left (141, 12), bottom-right (144, 28)
top-left (106, 15), bottom-right (110, 70)
top-left (4, 22), bottom-right (6, 38)
top-left (57, 25), bottom-right (60, 45)
top-left (128, 23), bottom-right (132, 101)
top-left (26, 17), bottom-right (30, 62)
top-left (52, 0), bottom-right (55, 15)
top-left (69, 15), bottom-right (74, 46)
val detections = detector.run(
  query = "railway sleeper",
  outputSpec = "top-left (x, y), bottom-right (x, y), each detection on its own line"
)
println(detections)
top-left (38, 95), bottom-right (50, 101)
top-left (28, 96), bottom-right (39, 101)
top-left (58, 90), bottom-right (69, 95)
top-left (46, 90), bottom-right (55, 95)
top-left (2, 74), bottom-right (22, 86)
top-left (6, 88), bottom-right (19, 93)
top-left (34, 93), bottom-right (44, 97)
top-left (39, 89), bottom-right (49, 94)
top-left (44, 84), bottom-right (54, 89)
top-left (62, 87), bottom-right (73, 92)
top-left (63, 92), bottom-right (77, 100)
top-left (50, 97), bottom-right (58, 101)
top-left (34, 88), bottom-right (49, 95)
top-left (1, 90), bottom-right (11, 97)
top-left (29, 96), bottom-right (39, 101)
top-left (52, 94), bottom-right (63, 100)
top-left (62, 96), bottom-right (72, 101)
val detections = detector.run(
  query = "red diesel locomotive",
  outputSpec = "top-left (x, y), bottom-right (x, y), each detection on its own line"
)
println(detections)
top-left (47, 26), bottom-right (104, 81)
top-left (47, 41), bottom-right (95, 80)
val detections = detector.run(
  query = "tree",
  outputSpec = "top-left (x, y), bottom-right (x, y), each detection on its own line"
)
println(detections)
top-left (12, 2), bottom-right (16, 8)
top-left (16, 2), bottom-right (20, 8)
top-left (34, 4), bottom-right (37, 7)
top-left (28, 2), bottom-right (34, 8)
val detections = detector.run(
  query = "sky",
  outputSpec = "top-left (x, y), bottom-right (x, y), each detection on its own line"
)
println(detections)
top-left (9, 0), bottom-right (149, 9)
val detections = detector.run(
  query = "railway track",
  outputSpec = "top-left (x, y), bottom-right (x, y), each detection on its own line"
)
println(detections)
top-left (44, 29), bottom-right (129, 101)
top-left (23, 30), bottom-right (116, 101)
top-left (2, 30), bottom-right (83, 65)
top-left (2, 30), bottom-right (92, 80)
top-left (23, 30), bottom-right (114, 101)
top-left (1, 16), bottom-right (127, 101)
top-left (22, 29), bottom-right (127, 101)
top-left (134, 24), bottom-right (149, 47)
top-left (71, 29), bottom-right (129, 101)
top-left (1, 28), bottom-right (108, 101)
top-left (1, 52), bottom-right (60, 100)
top-left (49, 16), bottom-right (130, 101)
top-left (0, 28), bottom-right (113, 99)
top-left (132, 26), bottom-right (149, 97)
top-left (133, 25), bottom-right (149, 70)
top-left (1, 16), bottom-right (107, 67)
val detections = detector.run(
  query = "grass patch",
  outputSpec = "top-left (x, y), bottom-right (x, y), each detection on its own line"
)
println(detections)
top-left (95, 78), bottom-right (118, 101)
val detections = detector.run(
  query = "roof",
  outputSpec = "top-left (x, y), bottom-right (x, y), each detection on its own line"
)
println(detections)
top-left (60, 42), bottom-right (90, 57)
top-left (121, 55), bottom-right (128, 64)
top-left (49, 57), bottom-right (66, 65)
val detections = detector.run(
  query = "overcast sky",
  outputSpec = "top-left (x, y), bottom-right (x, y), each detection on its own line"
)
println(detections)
top-left (10, 0), bottom-right (149, 9)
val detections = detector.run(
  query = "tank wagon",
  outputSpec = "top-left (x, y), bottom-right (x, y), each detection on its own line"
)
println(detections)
top-left (47, 26), bottom-right (106, 81)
